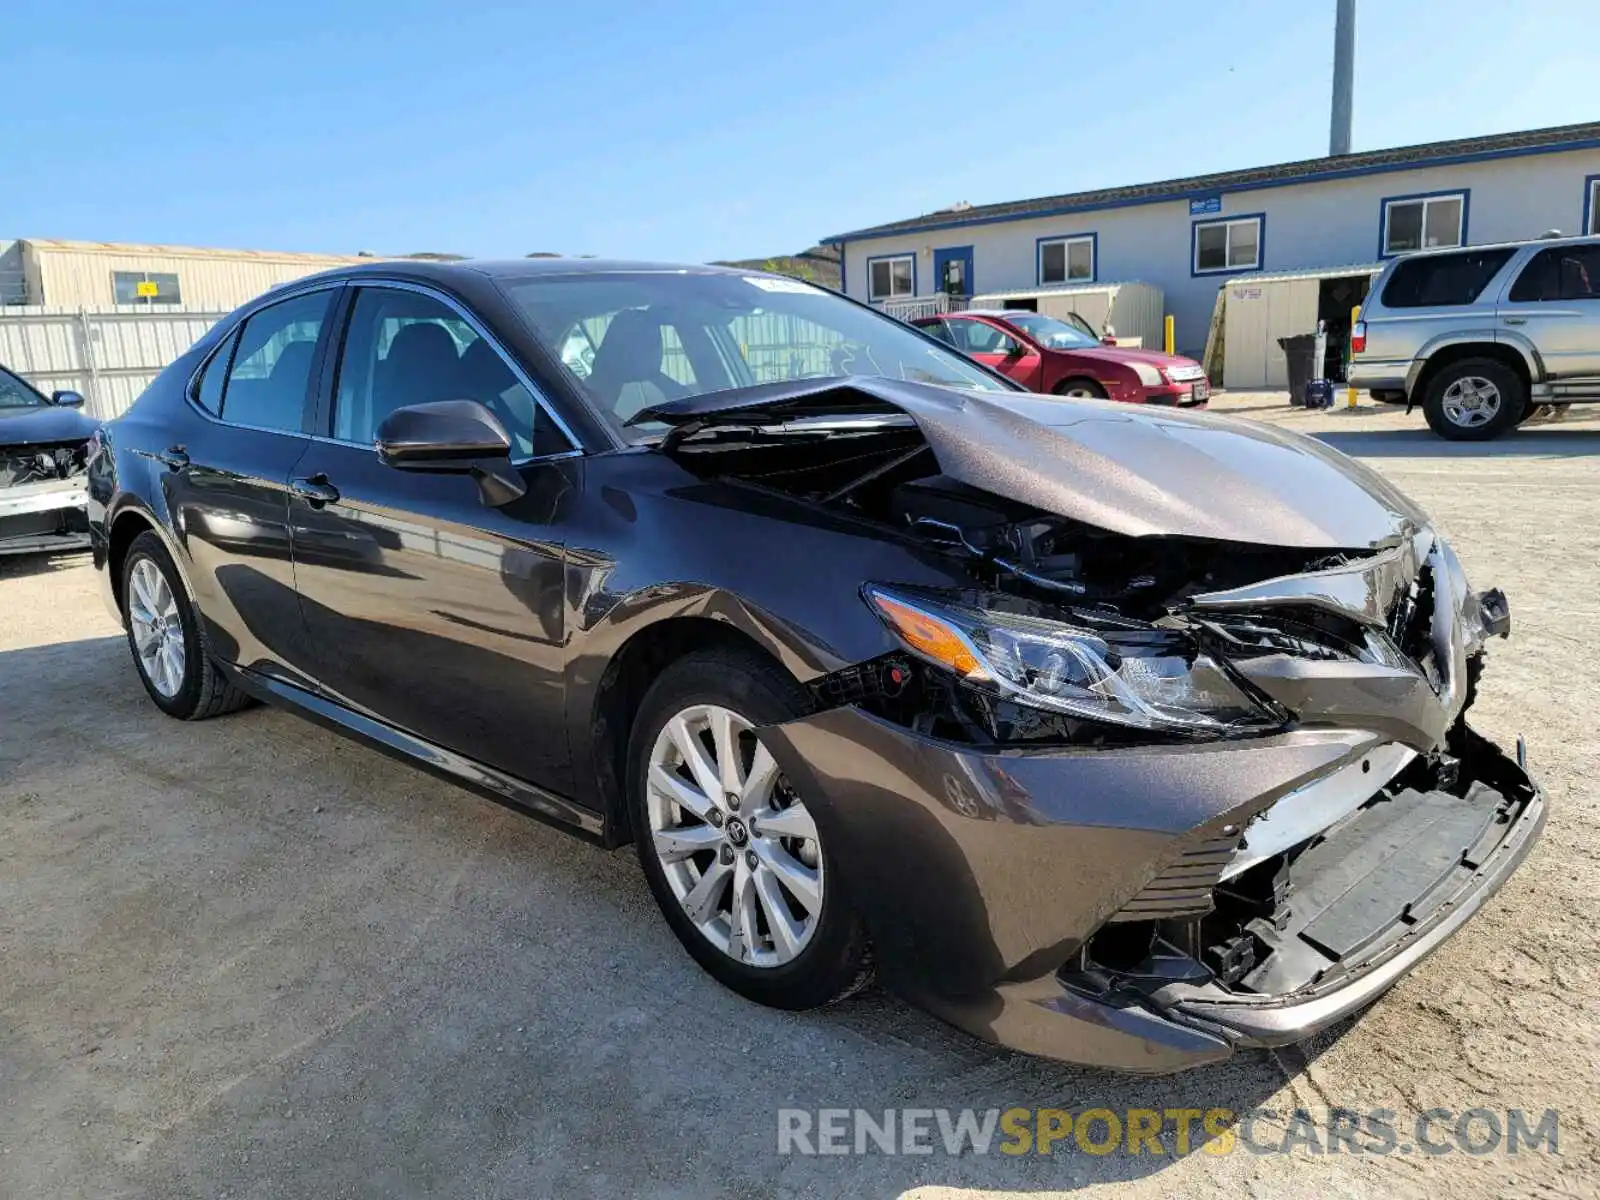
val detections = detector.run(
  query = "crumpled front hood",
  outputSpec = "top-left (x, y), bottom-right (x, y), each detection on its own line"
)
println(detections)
top-left (636, 378), bottom-right (1425, 550)
top-left (0, 404), bottom-right (99, 447)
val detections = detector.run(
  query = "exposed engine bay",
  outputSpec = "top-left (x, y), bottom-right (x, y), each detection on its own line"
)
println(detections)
top-left (670, 422), bottom-right (1345, 615)
top-left (2, 440), bottom-right (89, 489)
top-left (670, 419), bottom-right (1508, 750)
top-left (0, 439), bottom-right (93, 553)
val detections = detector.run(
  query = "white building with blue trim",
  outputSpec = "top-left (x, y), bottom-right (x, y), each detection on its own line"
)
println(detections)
top-left (826, 121), bottom-right (1600, 372)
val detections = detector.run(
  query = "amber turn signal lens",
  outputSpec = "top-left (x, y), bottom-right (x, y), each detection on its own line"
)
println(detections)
top-left (869, 592), bottom-right (981, 677)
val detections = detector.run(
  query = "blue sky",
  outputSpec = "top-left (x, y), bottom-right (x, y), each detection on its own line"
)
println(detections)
top-left (5, 0), bottom-right (1592, 262)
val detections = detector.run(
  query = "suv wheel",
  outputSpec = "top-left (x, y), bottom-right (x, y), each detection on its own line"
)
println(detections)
top-left (1422, 359), bottom-right (1525, 441)
top-left (627, 648), bottom-right (872, 1010)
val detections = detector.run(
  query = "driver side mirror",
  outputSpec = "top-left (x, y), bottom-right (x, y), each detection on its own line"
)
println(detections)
top-left (1004, 341), bottom-right (1026, 358)
top-left (375, 399), bottom-right (527, 506)
top-left (52, 390), bottom-right (86, 408)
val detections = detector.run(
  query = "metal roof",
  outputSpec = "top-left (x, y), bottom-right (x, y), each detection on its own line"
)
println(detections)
top-left (1217, 263), bottom-right (1383, 286)
top-left (969, 280), bottom-right (1152, 301)
top-left (826, 120), bottom-right (1600, 244)
top-left (18, 238), bottom-right (370, 264)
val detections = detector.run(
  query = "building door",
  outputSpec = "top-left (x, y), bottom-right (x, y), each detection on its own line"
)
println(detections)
top-left (932, 247), bottom-right (974, 299)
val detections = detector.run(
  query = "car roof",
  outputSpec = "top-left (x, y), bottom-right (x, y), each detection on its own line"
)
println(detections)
top-left (915, 309), bottom-right (1022, 321)
top-left (282, 256), bottom-right (776, 294)
top-left (1391, 233), bottom-right (1600, 261)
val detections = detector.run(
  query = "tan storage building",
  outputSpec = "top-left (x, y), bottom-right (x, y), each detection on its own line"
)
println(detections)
top-left (1216, 264), bottom-right (1381, 390)
top-left (0, 238), bottom-right (369, 311)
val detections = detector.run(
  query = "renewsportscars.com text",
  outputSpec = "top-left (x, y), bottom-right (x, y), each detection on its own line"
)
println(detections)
top-left (776, 1106), bottom-right (1559, 1158)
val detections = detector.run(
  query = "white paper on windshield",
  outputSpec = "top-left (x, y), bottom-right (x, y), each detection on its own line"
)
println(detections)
top-left (743, 276), bottom-right (821, 295)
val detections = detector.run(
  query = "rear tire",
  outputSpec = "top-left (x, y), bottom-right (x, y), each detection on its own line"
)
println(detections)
top-left (121, 531), bottom-right (252, 720)
top-left (627, 647), bottom-right (871, 1010)
top-left (1053, 376), bottom-right (1107, 399)
top-left (1422, 359), bottom-right (1525, 441)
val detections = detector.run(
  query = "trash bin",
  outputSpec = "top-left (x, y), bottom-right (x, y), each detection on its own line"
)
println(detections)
top-left (1278, 334), bottom-right (1316, 407)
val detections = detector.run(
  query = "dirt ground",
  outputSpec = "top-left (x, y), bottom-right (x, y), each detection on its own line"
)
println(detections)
top-left (2, 396), bottom-right (1598, 1199)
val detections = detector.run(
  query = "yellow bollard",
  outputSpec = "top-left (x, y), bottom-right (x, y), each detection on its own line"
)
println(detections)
top-left (1346, 305), bottom-right (1360, 408)
top-left (1164, 315), bottom-right (1175, 356)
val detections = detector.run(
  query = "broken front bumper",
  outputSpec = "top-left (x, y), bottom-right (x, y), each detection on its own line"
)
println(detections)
top-left (0, 477), bottom-right (90, 554)
top-left (760, 707), bottom-right (1543, 1074)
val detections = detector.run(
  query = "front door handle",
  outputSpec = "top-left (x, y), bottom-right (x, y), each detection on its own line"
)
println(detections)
top-left (1503, 316), bottom-right (1528, 326)
top-left (290, 474), bottom-right (340, 506)
top-left (156, 445), bottom-right (189, 470)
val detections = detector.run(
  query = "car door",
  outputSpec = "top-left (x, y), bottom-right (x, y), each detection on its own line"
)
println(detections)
top-left (951, 317), bottom-right (1042, 388)
top-left (1500, 243), bottom-right (1600, 396)
top-left (166, 285), bottom-right (337, 686)
top-left (287, 282), bottom-right (581, 794)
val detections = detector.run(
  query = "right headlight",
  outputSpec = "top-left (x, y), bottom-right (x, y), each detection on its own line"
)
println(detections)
top-left (866, 585), bottom-right (1281, 736)
top-left (1129, 361), bottom-right (1165, 387)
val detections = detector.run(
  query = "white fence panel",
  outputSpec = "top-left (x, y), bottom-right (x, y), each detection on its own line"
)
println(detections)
top-left (0, 307), bottom-right (225, 419)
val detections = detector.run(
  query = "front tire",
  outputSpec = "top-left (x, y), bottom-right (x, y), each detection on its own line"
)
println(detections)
top-left (121, 531), bottom-right (252, 720)
top-left (627, 648), bottom-right (871, 1010)
top-left (1053, 376), bottom-right (1107, 399)
top-left (1422, 359), bottom-right (1525, 441)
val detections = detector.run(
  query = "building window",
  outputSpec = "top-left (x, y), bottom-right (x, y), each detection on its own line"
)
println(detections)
top-left (1192, 216), bottom-right (1262, 274)
top-left (1038, 234), bottom-right (1095, 285)
top-left (113, 270), bottom-right (182, 306)
top-left (1381, 191), bottom-right (1466, 256)
top-left (867, 254), bottom-right (915, 302)
top-left (1586, 176), bottom-right (1600, 236)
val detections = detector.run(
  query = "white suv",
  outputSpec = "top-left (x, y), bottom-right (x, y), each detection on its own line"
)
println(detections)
top-left (1350, 235), bottom-right (1600, 440)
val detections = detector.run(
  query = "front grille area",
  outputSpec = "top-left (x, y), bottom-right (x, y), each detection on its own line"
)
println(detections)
top-left (0, 441), bottom-right (88, 489)
top-left (1166, 364), bottom-right (1207, 383)
top-left (1108, 832), bottom-right (1241, 922)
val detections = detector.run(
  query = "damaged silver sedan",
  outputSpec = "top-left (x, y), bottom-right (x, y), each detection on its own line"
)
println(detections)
top-left (89, 260), bottom-right (1542, 1073)
top-left (0, 364), bottom-right (96, 555)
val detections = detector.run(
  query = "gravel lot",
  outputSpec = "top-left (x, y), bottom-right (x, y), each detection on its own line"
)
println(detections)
top-left (3, 396), bottom-right (1598, 1200)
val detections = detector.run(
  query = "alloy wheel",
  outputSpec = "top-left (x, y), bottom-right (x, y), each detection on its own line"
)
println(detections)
top-left (645, 704), bottom-right (824, 967)
top-left (1441, 375), bottom-right (1502, 428)
top-left (128, 557), bottom-right (186, 698)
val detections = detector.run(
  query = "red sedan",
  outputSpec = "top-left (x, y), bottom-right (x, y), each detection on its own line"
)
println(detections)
top-left (914, 310), bottom-right (1210, 406)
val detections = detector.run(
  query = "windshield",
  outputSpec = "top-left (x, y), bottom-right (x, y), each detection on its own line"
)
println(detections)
top-left (1002, 313), bottom-right (1101, 350)
top-left (0, 367), bottom-right (48, 408)
top-left (501, 271), bottom-right (1012, 440)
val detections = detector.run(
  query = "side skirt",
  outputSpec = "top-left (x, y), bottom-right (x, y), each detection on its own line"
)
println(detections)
top-left (224, 663), bottom-right (607, 844)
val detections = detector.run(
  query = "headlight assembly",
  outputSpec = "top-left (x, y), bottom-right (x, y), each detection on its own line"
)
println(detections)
top-left (865, 586), bottom-right (1281, 735)
top-left (1129, 361), bottom-right (1165, 387)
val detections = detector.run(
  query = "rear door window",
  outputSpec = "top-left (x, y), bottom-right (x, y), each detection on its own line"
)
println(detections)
top-left (1379, 248), bottom-right (1515, 308)
top-left (220, 290), bottom-right (333, 432)
top-left (1508, 245), bottom-right (1600, 302)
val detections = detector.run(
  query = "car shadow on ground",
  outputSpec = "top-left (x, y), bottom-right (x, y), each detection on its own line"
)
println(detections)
top-left (0, 547), bottom-right (92, 582)
top-left (1, 629), bottom-right (1354, 1195)
top-left (1310, 425), bottom-right (1600, 458)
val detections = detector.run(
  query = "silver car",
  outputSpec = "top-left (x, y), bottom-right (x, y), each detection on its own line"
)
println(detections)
top-left (1350, 234), bottom-right (1600, 439)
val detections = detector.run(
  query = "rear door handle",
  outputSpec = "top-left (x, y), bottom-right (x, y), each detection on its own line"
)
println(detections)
top-left (290, 474), bottom-right (340, 506)
top-left (156, 445), bottom-right (189, 470)
top-left (1503, 317), bottom-right (1527, 326)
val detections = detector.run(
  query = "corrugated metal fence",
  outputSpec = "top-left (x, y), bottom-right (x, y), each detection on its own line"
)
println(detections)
top-left (0, 307), bottom-right (224, 420)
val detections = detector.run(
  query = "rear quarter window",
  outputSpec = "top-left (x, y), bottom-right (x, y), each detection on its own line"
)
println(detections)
top-left (1379, 248), bottom-right (1516, 308)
